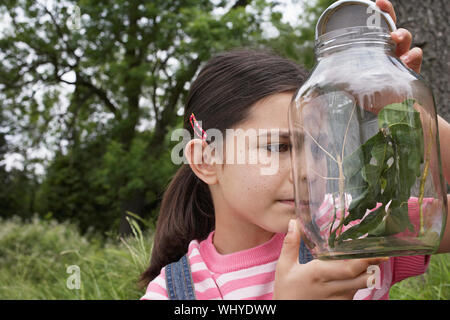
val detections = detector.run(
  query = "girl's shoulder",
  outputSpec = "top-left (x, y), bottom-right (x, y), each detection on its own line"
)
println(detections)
top-left (140, 238), bottom-right (203, 300)
top-left (140, 267), bottom-right (168, 300)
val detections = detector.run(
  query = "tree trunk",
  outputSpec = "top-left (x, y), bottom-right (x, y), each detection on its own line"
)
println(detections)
top-left (394, 0), bottom-right (449, 121)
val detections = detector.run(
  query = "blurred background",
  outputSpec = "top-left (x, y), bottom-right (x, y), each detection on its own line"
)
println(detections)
top-left (0, 0), bottom-right (448, 299)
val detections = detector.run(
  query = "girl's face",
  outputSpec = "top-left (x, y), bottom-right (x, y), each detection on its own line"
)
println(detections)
top-left (212, 93), bottom-right (327, 238)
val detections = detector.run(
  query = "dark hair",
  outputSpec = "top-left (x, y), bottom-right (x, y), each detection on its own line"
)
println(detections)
top-left (139, 49), bottom-right (308, 288)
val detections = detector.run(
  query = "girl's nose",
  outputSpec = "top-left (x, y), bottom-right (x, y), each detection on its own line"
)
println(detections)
top-left (299, 151), bottom-right (309, 183)
top-left (288, 165), bottom-right (308, 183)
top-left (299, 164), bottom-right (309, 183)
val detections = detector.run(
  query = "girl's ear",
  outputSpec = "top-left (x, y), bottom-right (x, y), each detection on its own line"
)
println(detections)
top-left (184, 139), bottom-right (219, 185)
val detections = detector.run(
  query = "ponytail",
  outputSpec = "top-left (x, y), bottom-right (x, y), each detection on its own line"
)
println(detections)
top-left (139, 164), bottom-right (214, 288)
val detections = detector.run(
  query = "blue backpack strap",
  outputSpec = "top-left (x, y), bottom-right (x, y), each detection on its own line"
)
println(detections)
top-left (165, 254), bottom-right (196, 300)
top-left (299, 238), bottom-right (314, 264)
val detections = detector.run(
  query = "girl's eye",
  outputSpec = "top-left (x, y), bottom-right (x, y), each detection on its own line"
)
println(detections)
top-left (266, 144), bottom-right (291, 153)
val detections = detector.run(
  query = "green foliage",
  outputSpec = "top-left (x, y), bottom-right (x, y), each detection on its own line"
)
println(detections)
top-left (0, 167), bottom-right (36, 220)
top-left (36, 128), bottom-right (177, 234)
top-left (330, 100), bottom-right (425, 246)
top-left (0, 110), bottom-right (37, 220)
top-left (0, 215), bottom-right (152, 299)
top-left (36, 135), bottom-right (114, 234)
top-left (264, 0), bottom-right (336, 69)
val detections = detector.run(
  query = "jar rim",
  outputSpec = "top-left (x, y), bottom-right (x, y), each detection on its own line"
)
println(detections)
top-left (316, 25), bottom-right (391, 44)
top-left (314, 26), bottom-right (395, 57)
top-left (314, 0), bottom-right (397, 40)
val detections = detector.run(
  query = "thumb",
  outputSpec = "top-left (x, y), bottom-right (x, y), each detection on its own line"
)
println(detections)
top-left (279, 219), bottom-right (301, 267)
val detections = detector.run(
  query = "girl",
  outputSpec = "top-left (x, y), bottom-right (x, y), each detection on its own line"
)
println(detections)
top-left (140, 0), bottom-right (450, 300)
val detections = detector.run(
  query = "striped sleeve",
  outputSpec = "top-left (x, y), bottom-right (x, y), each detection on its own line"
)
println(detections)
top-left (392, 254), bottom-right (431, 285)
top-left (140, 267), bottom-right (169, 300)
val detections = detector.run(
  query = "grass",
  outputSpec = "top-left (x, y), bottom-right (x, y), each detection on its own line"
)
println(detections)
top-left (0, 216), bottom-right (152, 300)
top-left (0, 216), bottom-right (448, 299)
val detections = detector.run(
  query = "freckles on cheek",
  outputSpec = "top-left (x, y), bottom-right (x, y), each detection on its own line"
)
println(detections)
top-left (234, 167), bottom-right (265, 194)
top-left (249, 171), bottom-right (275, 197)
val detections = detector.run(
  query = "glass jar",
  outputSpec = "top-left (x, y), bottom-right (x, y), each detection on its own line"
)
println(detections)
top-left (289, 25), bottom-right (447, 259)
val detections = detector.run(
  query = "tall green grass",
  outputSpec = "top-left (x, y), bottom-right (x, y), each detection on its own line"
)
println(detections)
top-left (0, 216), bottom-right (152, 299)
top-left (0, 216), bottom-right (448, 299)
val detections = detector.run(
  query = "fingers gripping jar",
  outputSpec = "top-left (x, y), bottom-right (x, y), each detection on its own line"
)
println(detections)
top-left (289, 0), bottom-right (447, 259)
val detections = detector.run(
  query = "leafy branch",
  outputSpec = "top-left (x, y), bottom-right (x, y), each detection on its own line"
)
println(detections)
top-left (302, 99), bottom-right (426, 248)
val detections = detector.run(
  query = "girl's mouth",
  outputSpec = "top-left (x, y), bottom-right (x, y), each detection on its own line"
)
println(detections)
top-left (279, 200), bottom-right (295, 207)
top-left (278, 200), bottom-right (312, 209)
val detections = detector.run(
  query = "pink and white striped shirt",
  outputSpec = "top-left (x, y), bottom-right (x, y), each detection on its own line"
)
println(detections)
top-left (141, 197), bottom-right (432, 300)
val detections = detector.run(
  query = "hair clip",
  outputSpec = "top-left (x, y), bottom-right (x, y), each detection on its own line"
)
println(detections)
top-left (189, 113), bottom-right (208, 141)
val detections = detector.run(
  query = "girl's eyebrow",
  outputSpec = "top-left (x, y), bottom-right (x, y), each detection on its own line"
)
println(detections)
top-left (259, 129), bottom-right (289, 137)
top-left (257, 130), bottom-right (291, 139)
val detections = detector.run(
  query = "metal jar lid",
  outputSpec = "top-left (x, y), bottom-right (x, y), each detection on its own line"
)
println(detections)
top-left (315, 0), bottom-right (397, 40)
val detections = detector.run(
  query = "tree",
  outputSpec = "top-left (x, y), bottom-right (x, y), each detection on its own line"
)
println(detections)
top-left (0, 0), bottom-right (330, 234)
top-left (394, 0), bottom-right (449, 122)
top-left (0, 108), bottom-right (37, 220)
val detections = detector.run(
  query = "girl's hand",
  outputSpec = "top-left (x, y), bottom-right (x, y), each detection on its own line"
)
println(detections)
top-left (274, 219), bottom-right (388, 300)
top-left (376, 0), bottom-right (423, 73)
